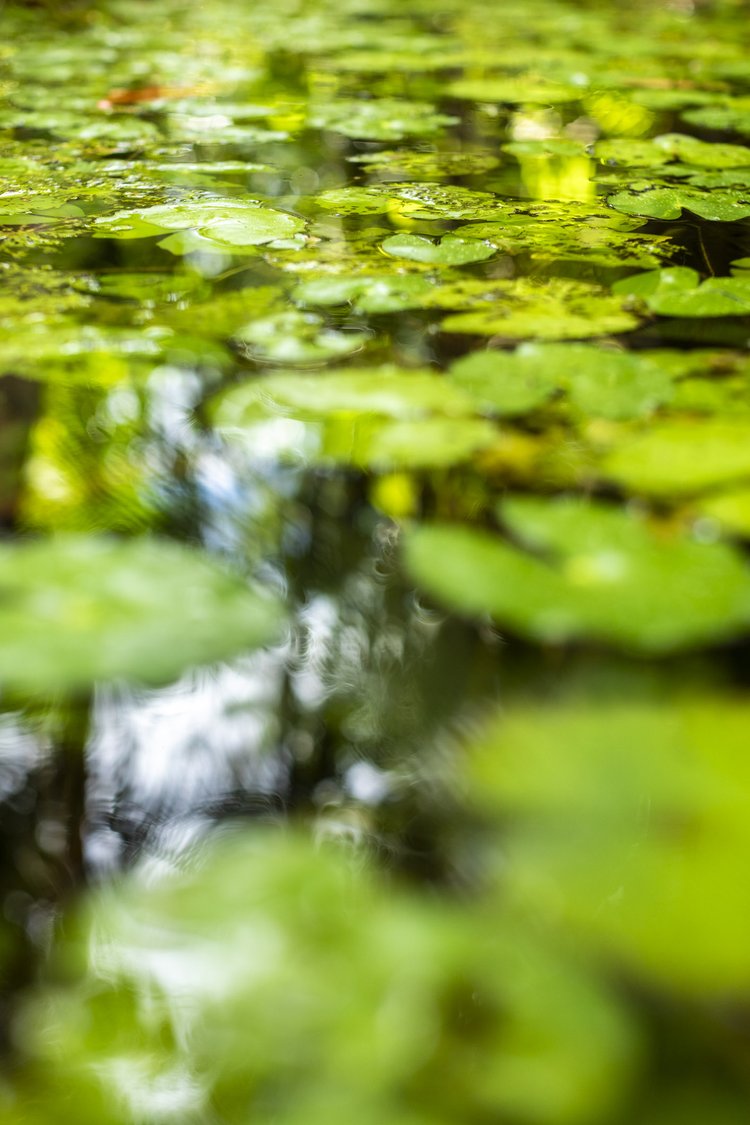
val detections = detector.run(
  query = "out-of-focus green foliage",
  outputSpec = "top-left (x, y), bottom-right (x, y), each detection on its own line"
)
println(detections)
top-left (5, 832), bottom-right (636, 1125)
top-left (9, 687), bottom-right (750, 1124)
top-left (3, 0), bottom-right (750, 1121)
top-left (404, 497), bottom-right (750, 651)
top-left (0, 536), bottom-right (283, 691)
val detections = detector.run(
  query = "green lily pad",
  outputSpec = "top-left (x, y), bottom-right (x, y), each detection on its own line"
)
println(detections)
top-left (596, 133), bottom-right (750, 169)
top-left (697, 486), bottom-right (750, 538)
top-left (315, 183), bottom-right (505, 220)
top-left (471, 698), bottom-right (750, 990)
top-left (669, 374), bottom-right (750, 415)
top-left (350, 416), bottom-right (499, 470)
top-left (448, 348), bottom-right (560, 416)
top-left (613, 268), bottom-right (750, 317)
top-left (12, 831), bottom-right (632, 1125)
top-left (682, 103), bottom-right (750, 136)
top-left (441, 279), bottom-right (639, 339)
top-left (0, 324), bottom-right (170, 381)
top-left (0, 536), bottom-right (282, 691)
top-left (233, 312), bottom-right (368, 364)
top-left (446, 77), bottom-right (581, 104)
top-left (212, 365), bottom-right (497, 470)
top-left (449, 343), bottom-right (673, 420)
top-left (607, 185), bottom-right (750, 221)
top-left (404, 497), bottom-right (750, 652)
top-left (380, 234), bottom-right (494, 266)
top-left (603, 419), bottom-right (750, 496)
top-left (308, 98), bottom-right (457, 141)
top-left (93, 200), bottom-right (304, 246)
top-left (348, 149), bottom-right (500, 180)
top-left (214, 367), bottom-right (475, 420)
top-left (93, 271), bottom-right (209, 304)
top-left (457, 198), bottom-right (669, 268)
top-left (293, 275), bottom-right (434, 315)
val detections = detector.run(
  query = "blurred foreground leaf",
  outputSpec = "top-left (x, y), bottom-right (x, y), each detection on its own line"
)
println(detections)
top-left (7, 832), bottom-right (634, 1125)
top-left (0, 536), bottom-right (283, 691)
top-left (404, 497), bottom-right (750, 652)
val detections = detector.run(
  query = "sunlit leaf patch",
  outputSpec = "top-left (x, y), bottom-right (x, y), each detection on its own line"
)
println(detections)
top-left (0, 536), bottom-right (283, 691)
top-left (404, 497), bottom-right (750, 652)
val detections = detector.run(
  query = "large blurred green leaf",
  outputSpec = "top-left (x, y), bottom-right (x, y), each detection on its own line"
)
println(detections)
top-left (603, 419), bottom-right (750, 496)
top-left (212, 366), bottom-right (498, 470)
top-left (404, 497), bottom-right (750, 652)
top-left (8, 832), bottom-right (633, 1125)
top-left (0, 536), bottom-right (283, 691)
top-left (614, 268), bottom-right (750, 317)
top-left (471, 697), bottom-right (750, 990)
top-left (448, 343), bottom-right (674, 419)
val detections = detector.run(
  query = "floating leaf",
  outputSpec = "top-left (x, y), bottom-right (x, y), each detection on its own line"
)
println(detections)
top-left (308, 98), bottom-right (457, 141)
top-left (596, 133), bottom-right (750, 169)
top-left (603, 419), bottom-right (750, 496)
top-left (682, 103), bottom-right (750, 136)
top-left (448, 349), bottom-right (560, 416)
top-left (212, 365), bottom-right (497, 469)
top-left (0, 324), bottom-right (170, 382)
top-left (348, 149), bottom-right (500, 180)
top-left (233, 311), bottom-right (368, 365)
top-left (441, 279), bottom-right (639, 339)
top-left (607, 185), bottom-right (750, 221)
top-left (449, 343), bottom-right (673, 420)
top-left (471, 698), bottom-right (750, 990)
top-left (93, 200), bottom-right (304, 246)
top-left (698, 486), bottom-right (750, 538)
top-left (447, 77), bottom-right (581, 104)
top-left (0, 536), bottom-right (282, 691)
top-left (380, 234), bottom-right (494, 266)
top-left (613, 268), bottom-right (750, 317)
top-left (214, 367), bottom-right (475, 420)
top-left (12, 832), bottom-right (633, 1125)
top-left (315, 182), bottom-right (504, 220)
top-left (293, 275), bottom-right (434, 315)
top-left (404, 497), bottom-right (750, 652)
top-left (458, 197), bottom-right (669, 267)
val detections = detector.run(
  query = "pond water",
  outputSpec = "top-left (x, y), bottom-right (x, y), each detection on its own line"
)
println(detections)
top-left (3, 0), bottom-right (750, 1120)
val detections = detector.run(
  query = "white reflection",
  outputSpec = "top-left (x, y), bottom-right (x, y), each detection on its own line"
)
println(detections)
top-left (86, 655), bottom-right (288, 873)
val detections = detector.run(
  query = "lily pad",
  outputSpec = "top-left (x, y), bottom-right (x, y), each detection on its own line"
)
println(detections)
top-left (471, 698), bottom-right (750, 990)
top-left (212, 365), bottom-right (497, 470)
top-left (698, 486), bottom-right (750, 538)
top-left (458, 197), bottom-right (669, 268)
top-left (213, 367), bottom-right (475, 420)
top-left (0, 536), bottom-right (282, 691)
top-left (613, 268), bottom-right (750, 317)
top-left (12, 831), bottom-right (632, 1125)
top-left (93, 200), bottom-right (305, 246)
top-left (315, 183), bottom-right (505, 220)
top-left (292, 275), bottom-right (434, 315)
top-left (596, 133), bottom-right (750, 169)
top-left (447, 77), bottom-right (581, 104)
top-left (348, 149), bottom-right (500, 180)
top-left (603, 419), bottom-right (750, 496)
top-left (682, 103), bottom-right (750, 136)
top-left (404, 497), bottom-right (750, 652)
top-left (380, 234), bottom-right (494, 266)
top-left (448, 348), bottom-right (560, 416)
top-left (308, 99), bottom-right (457, 141)
top-left (449, 343), bottom-right (674, 420)
top-left (607, 185), bottom-right (750, 221)
top-left (441, 279), bottom-right (639, 340)
top-left (233, 311), bottom-right (368, 364)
